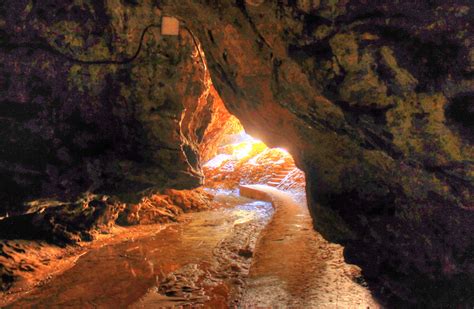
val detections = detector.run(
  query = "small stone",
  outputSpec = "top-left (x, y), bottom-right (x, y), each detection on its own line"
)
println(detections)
top-left (238, 248), bottom-right (253, 258)
top-left (230, 263), bottom-right (241, 272)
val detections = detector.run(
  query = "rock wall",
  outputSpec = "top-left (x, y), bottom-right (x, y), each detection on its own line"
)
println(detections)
top-left (0, 0), bottom-right (229, 215)
top-left (1, 0), bottom-right (473, 305)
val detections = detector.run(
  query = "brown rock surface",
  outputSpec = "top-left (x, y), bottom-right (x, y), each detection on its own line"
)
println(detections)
top-left (0, 194), bottom-right (124, 245)
top-left (118, 188), bottom-right (214, 225)
top-left (0, 187), bottom-right (213, 294)
top-left (0, 0), bottom-right (227, 216)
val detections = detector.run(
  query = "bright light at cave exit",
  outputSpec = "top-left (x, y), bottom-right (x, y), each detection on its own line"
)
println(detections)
top-left (204, 127), bottom-right (291, 169)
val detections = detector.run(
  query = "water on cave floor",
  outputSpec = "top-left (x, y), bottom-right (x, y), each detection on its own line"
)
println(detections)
top-left (6, 188), bottom-right (379, 308)
top-left (7, 191), bottom-right (273, 308)
top-left (6, 129), bottom-right (378, 308)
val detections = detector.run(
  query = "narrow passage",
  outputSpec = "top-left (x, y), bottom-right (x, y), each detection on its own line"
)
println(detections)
top-left (240, 185), bottom-right (379, 308)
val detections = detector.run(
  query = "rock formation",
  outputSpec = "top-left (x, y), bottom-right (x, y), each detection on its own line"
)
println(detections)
top-left (1, 0), bottom-right (222, 216)
top-left (1, 0), bottom-right (473, 306)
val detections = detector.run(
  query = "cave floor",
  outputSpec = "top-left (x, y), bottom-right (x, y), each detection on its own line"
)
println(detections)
top-left (4, 188), bottom-right (379, 308)
top-left (239, 185), bottom-right (379, 308)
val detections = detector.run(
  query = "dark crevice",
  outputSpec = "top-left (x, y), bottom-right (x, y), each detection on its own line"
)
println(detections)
top-left (234, 0), bottom-right (272, 50)
top-left (207, 29), bottom-right (215, 44)
top-left (333, 100), bottom-right (391, 126)
top-left (302, 14), bottom-right (332, 35)
top-left (333, 100), bottom-right (403, 159)
top-left (445, 92), bottom-right (474, 143)
top-left (288, 39), bottom-right (332, 62)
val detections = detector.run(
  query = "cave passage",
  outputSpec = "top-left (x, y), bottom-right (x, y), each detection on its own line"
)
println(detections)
top-left (1, 0), bottom-right (473, 306)
top-left (0, 15), bottom-right (380, 307)
top-left (202, 118), bottom-right (306, 201)
top-left (2, 108), bottom-right (379, 308)
top-left (197, 109), bottom-right (379, 306)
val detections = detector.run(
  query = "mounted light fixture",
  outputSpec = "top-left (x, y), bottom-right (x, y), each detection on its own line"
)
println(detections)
top-left (161, 16), bottom-right (180, 36)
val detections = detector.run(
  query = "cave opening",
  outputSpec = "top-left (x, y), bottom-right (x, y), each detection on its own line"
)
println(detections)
top-left (190, 78), bottom-right (377, 306)
top-left (176, 33), bottom-right (378, 306)
top-left (184, 33), bottom-right (309, 205)
top-left (201, 114), bottom-right (307, 202)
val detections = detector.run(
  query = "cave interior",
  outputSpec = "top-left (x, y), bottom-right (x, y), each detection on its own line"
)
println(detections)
top-left (0, 0), bottom-right (473, 307)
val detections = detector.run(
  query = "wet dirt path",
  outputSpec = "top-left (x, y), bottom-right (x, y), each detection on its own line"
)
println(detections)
top-left (5, 191), bottom-right (273, 308)
top-left (6, 187), bottom-right (379, 308)
top-left (240, 185), bottom-right (380, 308)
